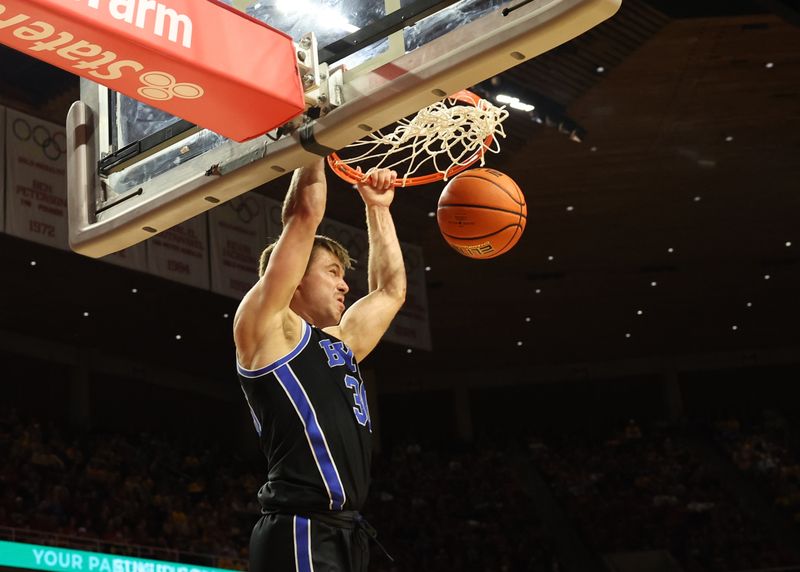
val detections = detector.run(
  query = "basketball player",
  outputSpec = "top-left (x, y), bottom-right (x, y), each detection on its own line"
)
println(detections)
top-left (233, 158), bottom-right (405, 572)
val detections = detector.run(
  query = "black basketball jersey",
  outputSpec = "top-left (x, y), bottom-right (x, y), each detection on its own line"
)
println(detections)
top-left (237, 320), bottom-right (373, 512)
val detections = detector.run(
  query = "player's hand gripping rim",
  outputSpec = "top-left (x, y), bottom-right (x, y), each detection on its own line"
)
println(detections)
top-left (354, 167), bottom-right (398, 208)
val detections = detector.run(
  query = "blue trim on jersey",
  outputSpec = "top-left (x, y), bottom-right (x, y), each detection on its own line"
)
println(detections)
top-left (237, 320), bottom-right (312, 378)
top-left (294, 516), bottom-right (312, 572)
top-left (274, 363), bottom-right (346, 511)
top-left (239, 385), bottom-right (262, 436)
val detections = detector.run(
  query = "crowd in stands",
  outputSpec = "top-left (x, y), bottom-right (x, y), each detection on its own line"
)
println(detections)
top-left (527, 420), bottom-right (800, 572)
top-left (0, 408), bottom-right (256, 568)
top-left (714, 412), bottom-right (800, 525)
top-left (365, 441), bottom-right (558, 572)
top-left (4, 405), bottom-right (800, 572)
top-left (0, 409), bottom-right (557, 572)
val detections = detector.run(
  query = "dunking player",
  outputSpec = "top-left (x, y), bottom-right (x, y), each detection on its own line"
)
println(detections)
top-left (233, 158), bottom-right (405, 571)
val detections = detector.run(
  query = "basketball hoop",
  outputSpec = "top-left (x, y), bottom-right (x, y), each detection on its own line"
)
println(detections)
top-left (327, 90), bottom-right (509, 187)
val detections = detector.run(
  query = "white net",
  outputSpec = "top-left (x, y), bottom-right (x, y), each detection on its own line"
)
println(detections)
top-left (333, 94), bottom-right (509, 185)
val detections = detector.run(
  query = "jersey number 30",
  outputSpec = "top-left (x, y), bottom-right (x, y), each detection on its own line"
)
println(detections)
top-left (344, 375), bottom-right (371, 431)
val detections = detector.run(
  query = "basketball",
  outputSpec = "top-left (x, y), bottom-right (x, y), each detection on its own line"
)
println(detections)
top-left (437, 168), bottom-right (527, 259)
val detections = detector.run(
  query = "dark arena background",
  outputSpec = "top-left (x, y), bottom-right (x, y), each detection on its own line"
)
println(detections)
top-left (2, 1), bottom-right (800, 571)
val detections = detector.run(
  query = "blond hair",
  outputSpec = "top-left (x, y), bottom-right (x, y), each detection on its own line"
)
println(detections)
top-left (258, 235), bottom-right (353, 278)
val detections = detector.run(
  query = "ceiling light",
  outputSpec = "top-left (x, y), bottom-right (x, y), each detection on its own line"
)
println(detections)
top-left (495, 94), bottom-right (535, 112)
top-left (30, 260), bottom-right (37, 267)
top-left (636, 310), bottom-right (643, 316)
top-left (175, 334), bottom-right (182, 340)
top-left (406, 348), bottom-right (413, 354)
top-left (764, 274), bottom-right (771, 280)
top-left (428, 211), bottom-right (436, 218)
top-left (786, 241), bottom-right (792, 247)
top-left (535, 288), bottom-right (542, 294)
top-left (732, 325), bottom-right (738, 331)
top-left (547, 255), bottom-right (554, 261)
top-left (276, 0), bottom-right (358, 32)
top-left (725, 135), bottom-right (734, 142)
top-left (650, 281), bottom-right (657, 287)
top-left (131, 288), bottom-right (138, 294)
top-left (596, 66), bottom-right (605, 73)
top-left (590, 146), bottom-right (597, 152)
top-left (667, 247), bottom-right (674, 253)
top-left (425, 266), bottom-right (431, 272)
top-left (511, 101), bottom-right (535, 112)
top-left (83, 312), bottom-right (90, 317)
top-left (766, 62), bottom-right (774, 68)
top-left (746, 302), bottom-right (753, 308)
top-left (525, 317), bottom-right (532, 323)
top-left (516, 341), bottom-right (523, 347)
top-left (625, 333), bottom-right (631, 338)
top-left (223, 313), bottom-right (230, 319)
top-left (566, 205), bottom-right (574, 212)
top-left (693, 196), bottom-right (702, 202)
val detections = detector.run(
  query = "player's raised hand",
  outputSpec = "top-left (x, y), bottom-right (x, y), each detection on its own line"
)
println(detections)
top-left (355, 168), bottom-right (398, 208)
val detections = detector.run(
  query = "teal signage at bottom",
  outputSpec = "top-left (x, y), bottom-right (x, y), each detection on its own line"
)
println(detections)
top-left (0, 541), bottom-right (235, 572)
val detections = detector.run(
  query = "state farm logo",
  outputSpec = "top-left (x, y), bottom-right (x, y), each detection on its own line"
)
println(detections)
top-left (0, 2), bottom-right (207, 104)
top-left (81, 0), bottom-right (194, 49)
top-left (139, 71), bottom-right (204, 101)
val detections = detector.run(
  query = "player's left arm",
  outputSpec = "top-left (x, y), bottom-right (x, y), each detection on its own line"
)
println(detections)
top-left (327, 169), bottom-right (406, 362)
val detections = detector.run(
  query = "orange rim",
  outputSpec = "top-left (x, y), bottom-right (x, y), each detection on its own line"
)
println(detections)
top-left (327, 89), bottom-right (494, 187)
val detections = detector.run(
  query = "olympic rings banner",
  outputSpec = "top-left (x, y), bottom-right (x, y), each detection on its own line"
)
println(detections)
top-left (208, 193), bottom-right (268, 299)
top-left (4, 108), bottom-right (69, 250)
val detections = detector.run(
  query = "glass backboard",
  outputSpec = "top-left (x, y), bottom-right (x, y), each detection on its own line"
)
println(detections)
top-left (67, 0), bottom-right (621, 257)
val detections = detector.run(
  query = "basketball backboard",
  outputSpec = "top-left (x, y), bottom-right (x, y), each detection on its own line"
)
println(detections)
top-left (67, 0), bottom-right (620, 258)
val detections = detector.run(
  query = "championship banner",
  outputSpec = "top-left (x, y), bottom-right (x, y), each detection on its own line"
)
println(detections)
top-left (0, 0), bottom-right (304, 141)
top-left (101, 242), bottom-right (148, 271)
top-left (389, 242), bottom-right (432, 351)
top-left (209, 193), bottom-right (268, 299)
top-left (0, 105), bottom-right (6, 232)
top-left (146, 214), bottom-right (209, 289)
top-left (263, 197), bottom-right (432, 350)
top-left (4, 108), bottom-right (69, 250)
top-left (0, 540), bottom-right (236, 572)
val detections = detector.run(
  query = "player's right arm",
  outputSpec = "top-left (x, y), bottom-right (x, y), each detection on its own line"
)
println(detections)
top-left (233, 159), bottom-right (326, 367)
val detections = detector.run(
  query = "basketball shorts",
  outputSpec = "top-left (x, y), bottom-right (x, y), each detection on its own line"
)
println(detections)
top-left (249, 511), bottom-right (371, 572)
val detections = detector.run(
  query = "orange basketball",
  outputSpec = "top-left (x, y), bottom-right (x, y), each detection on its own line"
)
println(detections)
top-left (437, 168), bottom-right (527, 259)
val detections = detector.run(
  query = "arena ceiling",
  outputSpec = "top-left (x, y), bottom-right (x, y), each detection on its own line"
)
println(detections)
top-left (0, 0), bottom-right (798, 389)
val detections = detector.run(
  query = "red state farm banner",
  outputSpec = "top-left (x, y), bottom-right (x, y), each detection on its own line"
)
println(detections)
top-left (0, 0), bottom-right (304, 142)
top-left (4, 109), bottom-right (69, 250)
top-left (209, 193), bottom-right (268, 299)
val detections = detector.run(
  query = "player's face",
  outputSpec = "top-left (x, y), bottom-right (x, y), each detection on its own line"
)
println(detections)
top-left (295, 247), bottom-right (349, 327)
